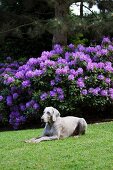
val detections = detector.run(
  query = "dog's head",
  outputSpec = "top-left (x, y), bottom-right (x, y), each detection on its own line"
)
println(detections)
top-left (41, 107), bottom-right (60, 123)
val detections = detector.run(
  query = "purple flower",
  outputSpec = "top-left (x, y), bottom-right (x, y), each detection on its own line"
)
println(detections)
top-left (27, 58), bottom-right (38, 66)
top-left (58, 94), bottom-right (64, 101)
top-left (105, 78), bottom-right (111, 84)
top-left (40, 93), bottom-right (48, 101)
top-left (76, 68), bottom-right (83, 74)
top-left (109, 93), bottom-right (113, 100)
top-left (6, 77), bottom-right (15, 84)
top-left (102, 37), bottom-right (111, 44)
top-left (6, 56), bottom-right (12, 61)
top-left (15, 71), bottom-right (24, 79)
top-left (77, 44), bottom-right (85, 52)
top-left (56, 87), bottom-right (64, 94)
top-left (26, 101), bottom-right (31, 108)
top-left (108, 45), bottom-right (113, 51)
top-left (25, 71), bottom-right (34, 78)
top-left (50, 80), bottom-right (55, 86)
top-left (13, 93), bottom-right (19, 100)
top-left (91, 88), bottom-right (99, 95)
top-left (33, 103), bottom-right (40, 110)
top-left (109, 88), bottom-right (113, 94)
top-left (100, 90), bottom-right (108, 96)
top-left (81, 89), bottom-right (87, 95)
top-left (22, 80), bottom-right (31, 88)
top-left (53, 44), bottom-right (63, 54)
top-left (50, 91), bottom-right (57, 97)
top-left (20, 104), bottom-right (26, 111)
top-left (55, 76), bottom-right (62, 83)
top-left (76, 78), bottom-right (85, 88)
top-left (0, 96), bottom-right (3, 101)
top-left (33, 69), bottom-right (43, 77)
top-left (70, 69), bottom-right (76, 76)
top-left (87, 62), bottom-right (94, 71)
top-left (97, 75), bottom-right (104, 80)
top-left (68, 44), bottom-right (75, 49)
top-left (97, 62), bottom-right (104, 69)
top-left (68, 74), bottom-right (74, 81)
top-left (6, 96), bottom-right (13, 106)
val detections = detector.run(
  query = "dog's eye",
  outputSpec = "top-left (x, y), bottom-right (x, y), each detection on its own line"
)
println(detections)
top-left (47, 112), bottom-right (50, 115)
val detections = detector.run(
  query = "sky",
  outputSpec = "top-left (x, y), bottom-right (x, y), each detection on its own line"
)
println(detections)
top-left (70, 2), bottom-right (100, 15)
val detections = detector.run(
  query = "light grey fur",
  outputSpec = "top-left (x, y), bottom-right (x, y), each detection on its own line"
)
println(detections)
top-left (25, 106), bottom-right (87, 143)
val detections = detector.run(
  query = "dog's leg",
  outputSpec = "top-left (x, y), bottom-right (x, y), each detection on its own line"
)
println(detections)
top-left (24, 136), bottom-right (43, 143)
top-left (27, 136), bottom-right (59, 143)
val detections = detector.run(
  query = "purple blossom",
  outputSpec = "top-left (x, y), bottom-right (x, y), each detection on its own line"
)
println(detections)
top-left (81, 89), bottom-right (88, 95)
top-left (77, 44), bottom-right (85, 52)
top-left (33, 103), bottom-right (40, 110)
top-left (6, 96), bottom-right (13, 106)
top-left (105, 78), bottom-right (111, 84)
top-left (97, 75), bottom-right (104, 80)
top-left (40, 93), bottom-right (48, 101)
top-left (15, 71), bottom-right (25, 79)
top-left (33, 69), bottom-right (43, 77)
top-left (55, 66), bottom-right (69, 75)
top-left (53, 44), bottom-right (63, 54)
top-left (13, 93), bottom-right (19, 100)
top-left (65, 52), bottom-right (72, 61)
top-left (76, 68), bottom-right (83, 74)
top-left (68, 74), bottom-right (74, 81)
top-left (55, 76), bottom-right (62, 83)
top-left (27, 58), bottom-right (38, 66)
top-left (26, 101), bottom-right (31, 108)
top-left (22, 80), bottom-right (31, 88)
top-left (50, 91), bottom-right (57, 97)
top-left (109, 93), bottom-right (113, 100)
top-left (102, 37), bottom-right (111, 44)
top-left (109, 88), bottom-right (113, 94)
top-left (68, 44), bottom-right (75, 49)
top-left (20, 104), bottom-right (26, 111)
top-left (6, 77), bottom-right (15, 84)
top-left (58, 94), bottom-right (64, 101)
top-left (100, 90), bottom-right (108, 96)
top-left (97, 62), bottom-right (104, 69)
top-left (56, 87), bottom-right (64, 94)
top-left (87, 62), bottom-right (94, 71)
top-left (50, 80), bottom-right (55, 86)
top-left (76, 78), bottom-right (85, 88)
top-left (25, 70), bottom-right (34, 78)
top-left (108, 45), bottom-right (113, 51)
top-left (0, 96), bottom-right (3, 101)
top-left (6, 56), bottom-right (12, 61)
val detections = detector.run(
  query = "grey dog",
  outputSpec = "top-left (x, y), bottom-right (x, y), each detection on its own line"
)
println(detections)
top-left (25, 106), bottom-right (87, 143)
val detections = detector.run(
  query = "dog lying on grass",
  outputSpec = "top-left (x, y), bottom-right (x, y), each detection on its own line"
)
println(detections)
top-left (25, 106), bottom-right (87, 143)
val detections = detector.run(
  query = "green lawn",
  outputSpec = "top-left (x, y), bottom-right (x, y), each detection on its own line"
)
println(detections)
top-left (0, 122), bottom-right (113, 170)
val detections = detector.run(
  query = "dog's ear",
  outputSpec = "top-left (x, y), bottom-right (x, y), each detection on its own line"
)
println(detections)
top-left (52, 107), bottom-right (60, 122)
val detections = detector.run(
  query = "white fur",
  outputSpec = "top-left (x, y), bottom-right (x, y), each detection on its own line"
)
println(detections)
top-left (25, 107), bottom-right (87, 143)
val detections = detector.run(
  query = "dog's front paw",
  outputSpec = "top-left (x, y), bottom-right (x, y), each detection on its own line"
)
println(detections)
top-left (24, 138), bottom-right (36, 143)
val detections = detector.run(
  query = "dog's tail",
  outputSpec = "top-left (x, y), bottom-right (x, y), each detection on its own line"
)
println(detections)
top-left (77, 118), bottom-right (87, 135)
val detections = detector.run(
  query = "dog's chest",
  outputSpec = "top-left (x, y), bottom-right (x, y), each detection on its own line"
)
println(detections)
top-left (46, 125), bottom-right (56, 136)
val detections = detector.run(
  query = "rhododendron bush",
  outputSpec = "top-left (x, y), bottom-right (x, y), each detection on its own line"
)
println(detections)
top-left (0, 37), bottom-right (113, 129)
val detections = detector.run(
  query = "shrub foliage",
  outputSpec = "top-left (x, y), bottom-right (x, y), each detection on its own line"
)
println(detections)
top-left (0, 37), bottom-right (113, 129)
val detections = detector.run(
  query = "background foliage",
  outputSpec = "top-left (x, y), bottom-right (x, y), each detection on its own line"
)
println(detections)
top-left (0, 37), bottom-right (113, 129)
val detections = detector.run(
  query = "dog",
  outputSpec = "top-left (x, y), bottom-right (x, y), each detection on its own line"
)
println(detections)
top-left (25, 106), bottom-right (87, 143)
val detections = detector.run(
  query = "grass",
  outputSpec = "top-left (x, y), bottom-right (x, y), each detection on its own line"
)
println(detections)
top-left (0, 122), bottom-right (113, 170)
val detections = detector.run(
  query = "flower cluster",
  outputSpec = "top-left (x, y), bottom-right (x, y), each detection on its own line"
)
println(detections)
top-left (1, 37), bottom-right (113, 129)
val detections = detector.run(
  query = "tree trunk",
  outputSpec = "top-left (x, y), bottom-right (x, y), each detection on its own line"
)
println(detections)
top-left (52, 0), bottom-right (69, 46)
top-left (80, 0), bottom-right (83, 17)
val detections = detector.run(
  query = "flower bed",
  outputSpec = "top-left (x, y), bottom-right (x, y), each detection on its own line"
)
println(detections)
top-left (0, 37), bottom-right (113, 129)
